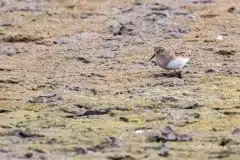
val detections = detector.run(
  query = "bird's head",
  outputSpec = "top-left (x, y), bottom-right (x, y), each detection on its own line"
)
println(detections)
top-left (149, 46), bottom-right (165, 61)
top-left (154, 46), bottom-right (165, 55)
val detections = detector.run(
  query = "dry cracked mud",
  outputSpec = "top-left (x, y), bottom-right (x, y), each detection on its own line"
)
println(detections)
top-left (0, 0), bottom-right (240, 159)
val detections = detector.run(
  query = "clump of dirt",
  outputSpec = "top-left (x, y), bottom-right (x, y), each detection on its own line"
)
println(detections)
top-left (1, 34), bottom-right (44, 43)
top-left (215, 49), bottom-right (236, 56)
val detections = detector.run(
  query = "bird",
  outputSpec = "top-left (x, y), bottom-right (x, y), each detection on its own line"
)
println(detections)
top-left (149, 46), bottom-right (190, 78)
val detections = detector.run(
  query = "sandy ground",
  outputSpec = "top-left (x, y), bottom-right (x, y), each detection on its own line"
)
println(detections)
top-left (0, 0), bottom-right (240, 159)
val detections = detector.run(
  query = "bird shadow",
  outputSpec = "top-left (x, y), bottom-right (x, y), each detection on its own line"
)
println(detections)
top-left (153, 72), bottom-right (182, 79)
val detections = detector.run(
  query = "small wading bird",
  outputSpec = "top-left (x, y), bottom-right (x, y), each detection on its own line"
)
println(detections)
top-left (149, 46), bottom-right (190, 78)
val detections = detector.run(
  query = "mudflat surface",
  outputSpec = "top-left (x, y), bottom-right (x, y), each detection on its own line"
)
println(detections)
top-left (0, 0), bottom-right (240, 159)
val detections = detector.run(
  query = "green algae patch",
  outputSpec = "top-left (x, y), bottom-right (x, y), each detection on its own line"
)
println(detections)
top-left (199, 76), bottom-right (240, 108)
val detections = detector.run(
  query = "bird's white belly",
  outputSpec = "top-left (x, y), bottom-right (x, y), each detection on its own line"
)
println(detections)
top-left (166, 57), bottom-right (189, 69)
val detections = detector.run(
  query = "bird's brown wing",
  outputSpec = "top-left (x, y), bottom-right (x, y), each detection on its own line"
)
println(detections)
top-left (166, 51), bottom-right (176, 62)
top-left (175, 51), bottom-right (186, 56)
top-left (159, 51), bottom-right (176, 68)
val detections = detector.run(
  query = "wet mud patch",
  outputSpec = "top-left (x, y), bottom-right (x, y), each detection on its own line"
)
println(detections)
top-left (0, 42), bottom-right (27, 56)
top-left (108, 155), bottom-right (137, 160)
top-left (0, 79), bottom-right (20, 84)
top-left (1, 34), bottom-right (44, 43)
top-left (108, 1), bottom-right (194, 41)
top-left (64, 108), bottom-right (111, 118)
top-left (215, 49), bottom-right (236, 56)
top-left (88, 136), bottom-right (120, 152)
top-left (0, 109), bottom-right (10, 113)
top-left (66, 56), bottom-right (91, 64)
top-left (28, 94), bottom-right (63, 105)
top-left (7, 129), bottom-right (45, 139)
top-left (147, 126), bottom-right (193, 142)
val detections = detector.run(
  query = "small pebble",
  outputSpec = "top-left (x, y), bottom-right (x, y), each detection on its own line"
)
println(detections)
top-left (216, 35), bottom-right (223, 41)
top-left (24, 152), bottom-right (33, 158)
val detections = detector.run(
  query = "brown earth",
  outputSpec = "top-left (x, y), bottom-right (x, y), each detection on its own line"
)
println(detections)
top-left (0, 0), bottom-right (240, 159)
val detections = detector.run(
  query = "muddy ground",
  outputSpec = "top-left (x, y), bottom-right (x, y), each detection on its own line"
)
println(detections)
top-left (0, 0), bottom-right (240, 159)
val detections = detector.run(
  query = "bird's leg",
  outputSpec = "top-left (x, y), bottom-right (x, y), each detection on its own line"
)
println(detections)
top-left (178, 70), bottom-right (182, 78)
top-left (172, 69), bottom-right (177, 77)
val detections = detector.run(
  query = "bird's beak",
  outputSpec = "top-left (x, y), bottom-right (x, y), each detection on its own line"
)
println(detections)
top-left (149, 54), bottom-right (156, 61)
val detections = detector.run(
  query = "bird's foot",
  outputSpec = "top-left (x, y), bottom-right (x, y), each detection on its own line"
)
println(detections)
top-left (177, 70), bottom-right (182, 78)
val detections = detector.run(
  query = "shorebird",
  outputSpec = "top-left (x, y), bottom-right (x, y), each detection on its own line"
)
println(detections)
top-left (149, 46), bottom-right (190, 78)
